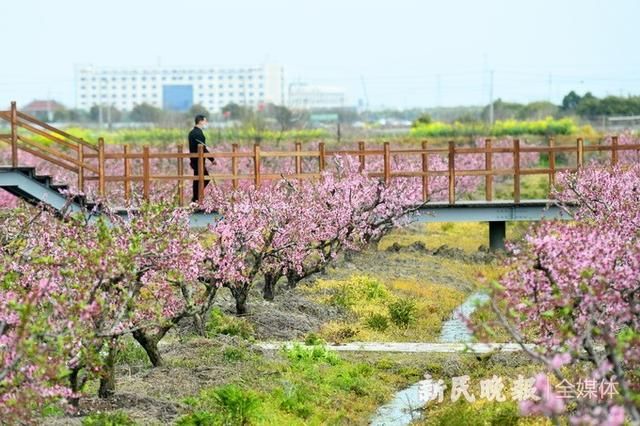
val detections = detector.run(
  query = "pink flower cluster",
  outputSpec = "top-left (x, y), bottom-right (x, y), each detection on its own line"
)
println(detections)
top-left (491, 163), bottom-right (640, 424)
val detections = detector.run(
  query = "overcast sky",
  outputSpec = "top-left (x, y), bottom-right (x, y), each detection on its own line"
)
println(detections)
top-left (1, 0), bottom-right (639, 109)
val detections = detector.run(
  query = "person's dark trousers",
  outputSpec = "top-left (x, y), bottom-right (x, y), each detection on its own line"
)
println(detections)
top-left (191, 165), bottom-right (210, 203)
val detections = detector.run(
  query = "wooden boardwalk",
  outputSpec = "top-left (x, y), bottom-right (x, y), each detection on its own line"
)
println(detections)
top-left (1, 101), bottom-right (639, 209)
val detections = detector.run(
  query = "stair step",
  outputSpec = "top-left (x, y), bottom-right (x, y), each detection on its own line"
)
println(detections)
top-left (50, 184), bottom-right (69, 192)
top-left (33, 175), bottom-right (52, 185)
top-left (1, 167), bottom-right (98, 211)
top-left (11, 167), bottom-right (36, 177)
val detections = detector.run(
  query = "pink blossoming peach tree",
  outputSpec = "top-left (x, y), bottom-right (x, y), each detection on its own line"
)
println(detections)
top-left (484, 164), bottom-right (640, 425)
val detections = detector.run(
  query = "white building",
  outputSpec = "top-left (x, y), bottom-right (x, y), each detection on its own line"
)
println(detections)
top-left (288, 83), bottom-right (346, 110)
top-left (75, 64), bottom-right (285, 112)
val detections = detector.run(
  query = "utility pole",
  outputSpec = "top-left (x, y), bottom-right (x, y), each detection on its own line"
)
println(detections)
top-left (436, 74), bottom-right (442, 107)
top-left (488, 69), bottom-right (494, 125)
top-left (360, 75), bottom-right (369, 111)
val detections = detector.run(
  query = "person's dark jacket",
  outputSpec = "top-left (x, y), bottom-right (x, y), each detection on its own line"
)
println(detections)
top-left (188, 127), bottom-right (213, 169)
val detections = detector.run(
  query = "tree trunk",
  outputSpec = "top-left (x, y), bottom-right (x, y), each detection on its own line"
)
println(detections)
top-left (233, 287), bottom-right (249, 315)
top-left (98, 342), bottom-right (117, 398)
top-left (132, 330), bottom-right (163, 367)
top-left (262, 273), bottom-right (280, 301)
top-left (286, 270), bottom-right (301, 289)
top-left (193, 313), bottom-right (206, 336)
top-left (68, 368), bottom-right (82, 408)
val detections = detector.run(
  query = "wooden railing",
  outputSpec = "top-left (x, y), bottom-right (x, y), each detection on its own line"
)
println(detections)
top-left (82, 137), bottom-right (640, 206)
top-left (2, 102), bottom-right (640, 206)
top-left (0, 101), bottom-right (99, 194)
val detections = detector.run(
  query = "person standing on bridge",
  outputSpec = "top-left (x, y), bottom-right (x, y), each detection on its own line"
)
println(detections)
top-left (189, 114), bottom-right (216, 203)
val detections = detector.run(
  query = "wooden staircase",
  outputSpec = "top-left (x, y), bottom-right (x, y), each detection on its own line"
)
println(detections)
top-left (0, 101), bottom-right (101, 212)
top-left (0, 166), bottom-right (97, 211)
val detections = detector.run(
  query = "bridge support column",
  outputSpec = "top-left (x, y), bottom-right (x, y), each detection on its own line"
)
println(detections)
top-left (489, 221), bottom-right (506, 251)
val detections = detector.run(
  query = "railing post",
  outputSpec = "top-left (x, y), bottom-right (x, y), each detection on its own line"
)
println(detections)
top-left (232, 143), bottom-right (239, 189)
top-left (123, 145), bottom-right (130, 203)
top-left (514, 139), bottom-right (521, 203)
top-left (253, 144), bottom-right (261, 188)
top-left (611, 135), bottom-right (618, 165)
top-left (485, 138), bottom-right (492, 201)
top-left (143, 145), bottom-right (150, 201)
top-left (98, 137), bottom-right (105, 197)
top-left (197, 144), bottom-right (205, 200)
top-left (10, 101), bottom-right (17, 167)
top-left (383, 142), bottom-right (391, 185)
top-left (77, 145), bottom-right (84, 195)
top-left (319, 142), bottom-right (326, 172)
top-left (548, 137), bottom-right (556, 188)
top-left (176, 144), bottom-right (184, 206)
top-left (577, 137), bottom-right (584, 168)
top-left (448, 140), bottom-right (455, 204)
top-left (421, 140), bottom-right (429, 202)
top-left (294, 142), bottom-right (302, 176)
top-left (358, 141), bottom-right (366, 172)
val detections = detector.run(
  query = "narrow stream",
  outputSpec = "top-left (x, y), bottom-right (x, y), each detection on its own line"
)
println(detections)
top-left (369, 291), bottom-right (489, 426)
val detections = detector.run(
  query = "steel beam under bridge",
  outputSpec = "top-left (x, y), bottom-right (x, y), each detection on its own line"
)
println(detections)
top-left (190, 200), bottom-right (568, 251)
top-left (415, 200), bottom-right (567, 251)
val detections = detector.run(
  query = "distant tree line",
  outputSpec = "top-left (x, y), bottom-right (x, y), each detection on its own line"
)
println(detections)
top-left (412, 91), bottom-right (640, 127)
top-left (37, 90), bottom-right (640, 130)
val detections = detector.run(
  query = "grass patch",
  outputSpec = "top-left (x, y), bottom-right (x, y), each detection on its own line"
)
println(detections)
top-left (378, 222), bottom-right (489, 253)
top-left (206, 307), bottom-right (255, 340)
top-left (379, 221), bottom-right (532, 254)
top-left (81, 411), bottom-right (136, 426)
top-left (115, 336), bottom-right (151, 368)
top-left (177, 345), bottom-right (415, 425)
top-left (306, 274), bottom-right (466, 343)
